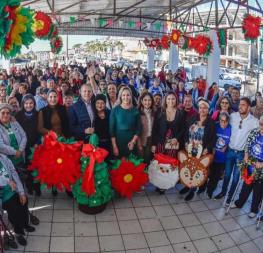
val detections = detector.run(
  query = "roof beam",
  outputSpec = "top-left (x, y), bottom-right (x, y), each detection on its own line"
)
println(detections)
top-left (225, 0), bottom-right (263, 14)
top-left (56, 0), bottom-right (86, 14)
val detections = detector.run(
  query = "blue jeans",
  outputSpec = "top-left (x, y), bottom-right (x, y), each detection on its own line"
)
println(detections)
top-left (221, 148), bottom-right (244, 203)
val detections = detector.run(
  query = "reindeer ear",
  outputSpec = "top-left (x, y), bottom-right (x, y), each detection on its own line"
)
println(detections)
top-left (199, 155), bottom-right (212, 168)
top-left (178, 151), bottom-right (188, 164)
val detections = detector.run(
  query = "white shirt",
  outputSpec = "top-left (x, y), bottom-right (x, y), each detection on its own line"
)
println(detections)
top-left (229, 112), bottom-right (259, 151)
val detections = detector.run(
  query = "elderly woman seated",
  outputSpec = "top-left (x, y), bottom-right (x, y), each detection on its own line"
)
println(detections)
top-left (0, 154), bottom-right (39, 246)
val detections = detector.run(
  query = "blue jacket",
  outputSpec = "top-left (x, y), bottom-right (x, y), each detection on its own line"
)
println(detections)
top-left (68, 98), bottom-right (94, 141)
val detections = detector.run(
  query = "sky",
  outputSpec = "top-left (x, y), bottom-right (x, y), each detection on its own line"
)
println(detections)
top-left (22, 35), bottom-right (105, 53)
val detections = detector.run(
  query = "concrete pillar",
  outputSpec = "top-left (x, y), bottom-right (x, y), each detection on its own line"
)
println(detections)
top-left (169, 43), bottom-right (179, 73)
top-left (147, 47), bottom-right (155, 72)
top-left (206, 30), bottom-right (220, 97)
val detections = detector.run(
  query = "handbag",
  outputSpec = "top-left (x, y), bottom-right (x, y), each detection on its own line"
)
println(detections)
top-left (164, 138), bottom-right (179, 150)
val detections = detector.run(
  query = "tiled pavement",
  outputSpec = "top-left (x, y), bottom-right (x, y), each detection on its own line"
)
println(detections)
top-left (4, 183), bottom-right (263, 253)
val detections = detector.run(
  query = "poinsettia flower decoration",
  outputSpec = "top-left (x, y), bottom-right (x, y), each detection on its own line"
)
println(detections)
top-left (160, 34), bottom-right (170, 49)
top-left (33, 11), bottom-right (52, 39)
top-left (242, 14), bottom-right (261, 41)
top-left (29, 131), bottom-right (82, 191)
top-left (110, 159), bottom-right (148, 199)
top-left (170, 29), bottom-right (181, 44)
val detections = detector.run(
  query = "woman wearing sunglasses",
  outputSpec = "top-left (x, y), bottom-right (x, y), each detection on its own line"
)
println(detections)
top-left (211, 96), bottom-right (232, 122)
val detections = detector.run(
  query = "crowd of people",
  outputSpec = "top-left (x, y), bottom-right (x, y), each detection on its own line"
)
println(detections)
top-left (0, 61), bottom-right (262, 247)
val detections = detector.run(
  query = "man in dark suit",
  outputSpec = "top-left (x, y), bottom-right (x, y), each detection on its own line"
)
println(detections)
top-left (68, 84), bottom-right (95, 142)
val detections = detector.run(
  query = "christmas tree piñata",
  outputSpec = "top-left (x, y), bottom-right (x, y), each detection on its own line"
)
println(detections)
top-left (73, 134), bottom-right (113, 214)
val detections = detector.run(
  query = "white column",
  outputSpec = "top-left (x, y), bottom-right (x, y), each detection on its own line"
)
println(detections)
top-left (206, 30), bottom-right (221, 97)
top-left (169, 43), bottom-right (179, 73)
top-left (147, 47), bottom-right (155, 72)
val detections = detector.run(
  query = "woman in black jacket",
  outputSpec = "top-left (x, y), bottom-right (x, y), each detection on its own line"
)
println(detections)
top-left (16, 94), bottom-right (41, 196)
top-left (93, 94), bottom-right (111, 153)
top-left (152, 91), bottom-right (185, 158)
top-left (180, 98), bottom-right (216, 201)
top-left (38, 89), bottom-right (70, 138)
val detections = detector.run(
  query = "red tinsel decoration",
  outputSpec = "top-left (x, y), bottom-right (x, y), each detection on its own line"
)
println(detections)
top-left (160, 35), bottom-right (170, 49)
top-left (171, 29), bottom-right (181, 44)
top-left (33, 11), bottom-right (52, 38)
top-left (242, 169), bottom-right (254, 185)
top-left (29, 131), bottom-right (82, 191)
top-left (110, 159), bottom-right (148, 199)
top-left (242, 14), bottom-right (261, 41)
top-left (193, 35), bottom-right (212, 55)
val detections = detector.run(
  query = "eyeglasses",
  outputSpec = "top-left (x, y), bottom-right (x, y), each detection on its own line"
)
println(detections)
top-left (0, 111), bottom-right (10, 115)
top-left (239, 120), bottom-right (243, 129)
top-left (220, 119), bottom-right (227, 123)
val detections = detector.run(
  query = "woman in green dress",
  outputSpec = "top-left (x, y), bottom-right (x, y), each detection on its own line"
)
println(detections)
top-left (110, 86), bottom-right (141, 158)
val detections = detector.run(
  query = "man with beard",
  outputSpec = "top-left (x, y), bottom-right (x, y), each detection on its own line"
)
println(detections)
top-left (215, 97), bottom-right (258, 204)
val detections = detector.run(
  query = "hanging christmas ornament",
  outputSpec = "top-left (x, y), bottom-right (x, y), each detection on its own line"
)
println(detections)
top-left (32, 11), bottom-right (53, 39)
top-left (149, 39), bottom-right (160, 48)
top-left (154, 22), bottom-right (161, 31)
top-left (217, 29), bottom-right (227, 48)
top-left (171, 29), bottom-right (181, 44)
top-left (193, 35), bottom-right (213, 56)
top-left (160, 34), bottom-right (170, 49)
top-left (49, 24), bottom-right (58, 39)
top-left (50, 35), bottom-right (63, 54)
top-left (128, 21), bottom-right (135, 28)
top-left (69, 16), bottom-right (76, 25)
top-left (1, 2), bottom-right (35, 59)
top-left (188, 36), bottom-right (196, 50)
top-left (110, 156), bottom-right (148, 199)
top-left (242, 14), bottom-right (261, 41)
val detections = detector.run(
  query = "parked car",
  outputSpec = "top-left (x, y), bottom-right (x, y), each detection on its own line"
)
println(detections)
top-left (218, 73), bottom-right (241, 90)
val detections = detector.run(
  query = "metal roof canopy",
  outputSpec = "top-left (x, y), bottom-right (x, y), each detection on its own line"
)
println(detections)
top-left (22, 0), bottom-right (263, 37)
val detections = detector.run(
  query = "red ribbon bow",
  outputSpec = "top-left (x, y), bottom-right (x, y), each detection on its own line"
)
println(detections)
top-left (81, 144), bottom-right (108, 196)
top-left (154, 153), bottom-right (179, 167)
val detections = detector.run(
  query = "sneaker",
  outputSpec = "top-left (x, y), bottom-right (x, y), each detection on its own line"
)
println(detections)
top-left (230, 203), bottom-right (237, 209)
top-left (257, 215), bottom-right (263, 222)
top-left (16, 234), bottom-right (27, 246)
top-left (4, 234), bottom-right (18, 250)
top-left (179, 187), bottom-right (189, 195)
top-left (248, 212), bottom-right (257, 218)
top-left (24, 225), bottom-right (35, 232)
top-left (30, 214), bottom-right (40, 226)
top-left (214, 192), bottom-right (225, 200)
top-left (185, 192), bottom-right (195, 201)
